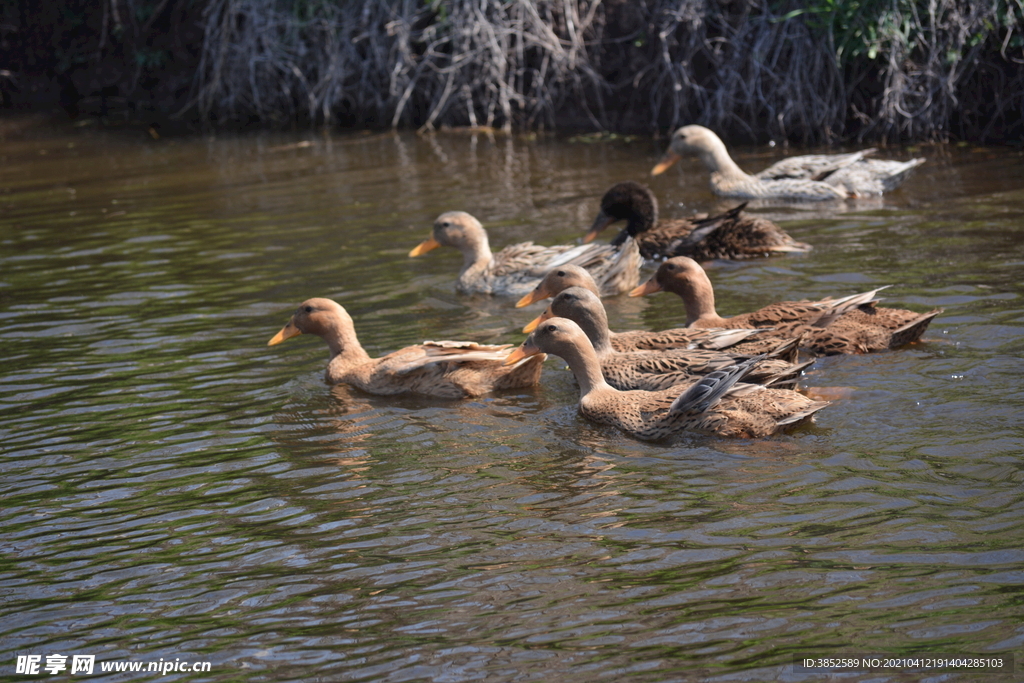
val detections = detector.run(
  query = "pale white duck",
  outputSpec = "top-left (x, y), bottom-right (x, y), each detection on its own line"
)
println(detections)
top-left (651, 125), bottom-right (924, 201)
top-left (410, 211), bottom-right (642, 298)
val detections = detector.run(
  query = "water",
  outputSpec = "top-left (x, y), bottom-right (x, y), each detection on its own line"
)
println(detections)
top-left (1, 119), bottom-right (1023, 682)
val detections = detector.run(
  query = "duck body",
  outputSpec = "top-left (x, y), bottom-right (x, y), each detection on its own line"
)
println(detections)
top-left (652, 125), bottom-right (924, 200)
top-left (607, 327), bottom-right (787, 357)
top-left (756, 154), bottom-right (926, 196)
top-left (268, 298), bottom-right (545, 398)
top-left (577, 375), bottom-right (825, 439)
top-left (632, 257), bottom-right (942, 355)
top-left (505, 318), bottom-right (828, 440)
top-left (585, 181), bottom-right (810, 260)
top-left (410, 211), bottom-right (642, 298)
top-left (517, 264), bottom-right (799, 360)
top-left (526, 286), bottom-right (810, 391)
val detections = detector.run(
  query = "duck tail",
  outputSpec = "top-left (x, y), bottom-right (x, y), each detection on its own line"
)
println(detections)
top-left (758, 359), bottom-right (816, 388)
top-left (775, 400), bottom-right (830, 427)
top-left (888, 309), bottom-right (943, 348)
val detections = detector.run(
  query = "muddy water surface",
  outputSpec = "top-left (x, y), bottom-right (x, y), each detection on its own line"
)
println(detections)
top-left (1, 121), bottom-right (1022, 681)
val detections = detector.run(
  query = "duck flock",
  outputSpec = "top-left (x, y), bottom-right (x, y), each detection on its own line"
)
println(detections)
top-left (268, 125), bottom-right (939, 441)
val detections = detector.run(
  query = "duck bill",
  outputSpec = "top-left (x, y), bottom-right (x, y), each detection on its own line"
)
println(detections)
top-left (409, 236), bottom-right (441, 257)
top-left (268, 322), bottom-right (302, 346)
top-left (583, 210), bottom-right (616, 244)
top-left (503, 339), bottom-right (541, 366)
top-left (516, 286), bottom-right (550, 308)
top-left (628, 278), bottom-right (663, 297)
top-left (522, 308), bottom-right (553, 333)
top-left (651, 151), bottom-right (681, 176)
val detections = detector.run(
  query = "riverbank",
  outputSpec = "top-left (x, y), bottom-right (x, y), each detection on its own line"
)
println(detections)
top-left (3, 0), bottom-right (1023, 143)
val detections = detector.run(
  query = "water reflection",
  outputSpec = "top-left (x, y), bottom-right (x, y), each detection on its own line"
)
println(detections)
top-left (1, 121), bottom-right (1022, 681)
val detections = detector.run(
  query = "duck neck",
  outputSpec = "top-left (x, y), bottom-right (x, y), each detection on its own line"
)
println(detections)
top-left (571, 306), bottom-right (614, 357)
top-left (559, 338), bottom-right (613, 397)
top-left (698, 137), bottom-right (750, 183)
top-left (671, 277), bottom-right (725, 327)
top-left (456, 230), bottom-right (494, 286)
top-left (323, 312), bottom-right (372, 367)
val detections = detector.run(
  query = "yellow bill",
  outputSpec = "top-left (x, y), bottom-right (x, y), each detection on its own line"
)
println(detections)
top-left (522, 308), bottom-right (553, 333)
top-left (516, 287), bottom-right (547, 308)
top-left (503, 340), bottom-right (541, 366)
top-left (628, 278), bottom-right (663, 297)
top-left (650, 151), bottom-right (681, 176)
top-left (409, 236), bottom-right (441, 257)
top-left (268, 322), bottom-right (302, 346)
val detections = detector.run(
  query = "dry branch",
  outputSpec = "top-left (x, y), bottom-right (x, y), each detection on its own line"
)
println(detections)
top-left (188, 0), bottom-right (1024, 142)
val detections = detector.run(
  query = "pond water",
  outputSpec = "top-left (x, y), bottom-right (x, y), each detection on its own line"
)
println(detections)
top-left (1, 118), bottom-right (1022, 682)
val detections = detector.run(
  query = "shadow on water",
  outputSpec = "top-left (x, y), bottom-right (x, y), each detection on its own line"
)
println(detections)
top-left (1, 121), bottom-right (1022, 681)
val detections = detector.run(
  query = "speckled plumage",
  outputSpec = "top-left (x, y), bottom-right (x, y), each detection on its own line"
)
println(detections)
top-left (585, 182), bottom-right (810, 260)
top-left (505, 318), bottom-right (829, 440)
top-left (268, 298), bottom-right (545, 398)
top-left (528, 287), bottom-right (810, 391)
top-left (634, 257), bottom-right (943, 355)
top-left (755, 153), bottom-right (926, 196)
top-left (517, 264), bottom-right (798, 360)
top-left (409, 211), bottom-right (642, 297)
top-left (651, 126), bottom-right (924, 200)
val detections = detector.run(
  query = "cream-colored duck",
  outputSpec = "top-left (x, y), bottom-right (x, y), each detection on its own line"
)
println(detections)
top-left (651, 125), bottom-right (924, 201)
top-left (631, 257), bottom-right (942, 355)
top-left (504, 318), bottom-right (829, 440)
top-left (409, 211), bottom-right (642, 298)
top-left (268, 297), bottom-right (545, 398)
top-left (516, 264), bottom-right (795, 359)
top-left (522, 286), bottom-right (811, 391)
top-left (584, 182), bottom-right (810, 260)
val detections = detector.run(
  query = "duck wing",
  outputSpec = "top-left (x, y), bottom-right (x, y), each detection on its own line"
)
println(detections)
top-left (756, 150), bottom-right (874, 180)
top-left (823, 158), bottom-right (925, 196)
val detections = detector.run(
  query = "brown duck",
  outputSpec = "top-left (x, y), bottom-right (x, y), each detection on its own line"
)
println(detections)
top-left (409, 211), bottom-right (642, 297)
top-left (516, 264), bottom-right (797, 359)
top-left (504, 318), bottom-right (829, 440)
top-left (583, 181), bottom-right (810, 260)
top-left (631, 257), bottom-right (942, 355)
top-left (268, 298), bottom-right (545, 398)
top-left (522, 286), bottom-right (811, 391)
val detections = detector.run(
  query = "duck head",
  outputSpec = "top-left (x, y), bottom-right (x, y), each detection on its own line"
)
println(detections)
top-left (584, 181), bottom-right (659, 243)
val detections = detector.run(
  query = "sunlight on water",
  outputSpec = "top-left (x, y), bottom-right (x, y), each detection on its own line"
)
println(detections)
top-left (1, 120), bottom-right (1022, 681)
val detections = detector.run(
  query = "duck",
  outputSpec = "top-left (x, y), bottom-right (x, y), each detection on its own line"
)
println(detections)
top-left (651, 125), bottom-right (925, 201)
top-left (268, 297), bottom-right (545, 398)
top-left (504, 317), bottom-right (829, 440)
top-left (630, 256), bottom-right (943, 355)
top-left (583, 181), bottom-right (811, 260)
top-left (522, 286), bottom-right (811, 391)
top-left (515, 264), bottom-right (797, 359)
top-left (409, 211), bottom-right (642, 298)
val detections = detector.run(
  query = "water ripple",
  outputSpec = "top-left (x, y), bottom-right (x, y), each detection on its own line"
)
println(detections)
top-left (0, 128), bottom-right (1021, 681)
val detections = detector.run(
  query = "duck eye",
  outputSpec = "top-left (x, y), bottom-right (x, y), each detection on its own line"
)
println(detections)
top-left (304, 306), bottom-right (313, 313)
top-left (546, 324), bottom-right (557, 332)
top-left (556, 270), bottom-right (565, 276)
